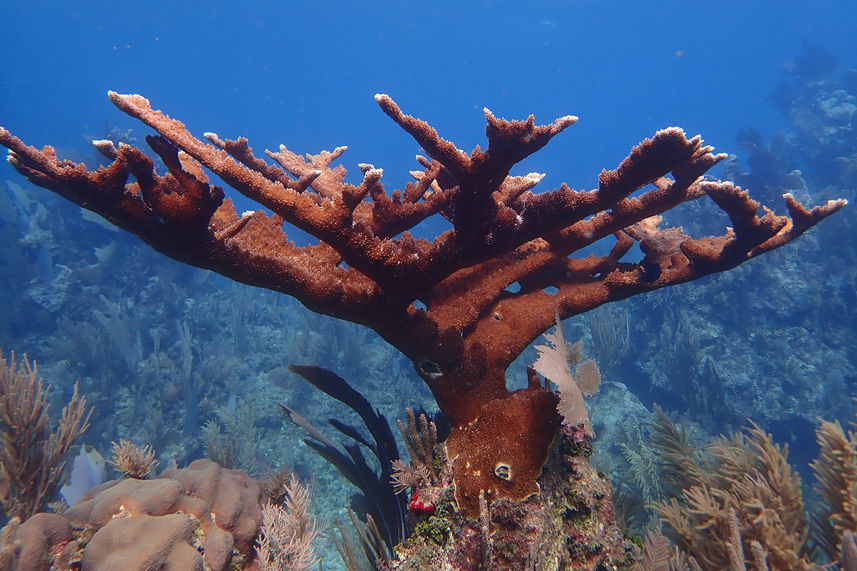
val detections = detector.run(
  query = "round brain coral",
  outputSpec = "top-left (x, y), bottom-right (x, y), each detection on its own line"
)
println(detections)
top-left (5, 459), bottom-right (263, 571)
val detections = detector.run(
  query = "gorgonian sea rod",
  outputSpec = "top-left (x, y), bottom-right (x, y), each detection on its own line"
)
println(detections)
top-left (0, 92), bottom-right (845, 517)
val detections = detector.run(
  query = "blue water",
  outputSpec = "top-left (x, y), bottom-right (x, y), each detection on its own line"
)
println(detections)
top-left (3, 2), bottom-right (855, 192)
top-left (1, 0), bottom-right (856, 566)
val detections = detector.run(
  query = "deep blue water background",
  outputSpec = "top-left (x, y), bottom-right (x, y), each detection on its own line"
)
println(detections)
top-left (1, 1), bottom-right (857, 564)
top-left (3, 1), bottom-right (855, 196)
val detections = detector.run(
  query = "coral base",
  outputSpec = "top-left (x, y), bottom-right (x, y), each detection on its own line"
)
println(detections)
top-left (387, 425), bottom-right (640, 570)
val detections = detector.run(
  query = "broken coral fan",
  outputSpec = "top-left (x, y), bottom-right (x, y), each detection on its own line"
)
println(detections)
top-left (533, 312), bottom-right (601, 434)
top-left (0, 93), bottom-right (845, 519)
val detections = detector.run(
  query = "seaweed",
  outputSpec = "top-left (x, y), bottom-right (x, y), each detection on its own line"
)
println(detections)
top-left (279, 364), bottom-right (407, 556)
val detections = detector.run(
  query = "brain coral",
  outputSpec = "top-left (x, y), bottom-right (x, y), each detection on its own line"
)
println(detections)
top-left (3, 459), bottom-right (263, 571)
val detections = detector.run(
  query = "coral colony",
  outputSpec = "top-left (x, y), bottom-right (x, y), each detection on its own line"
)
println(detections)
top-left (0, 92), bottom-right (845, 568)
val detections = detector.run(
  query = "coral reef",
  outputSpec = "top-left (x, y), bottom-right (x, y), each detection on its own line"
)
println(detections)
top-left (0, 75), bottom-right (851, 569)
top-left (0, 92), bottom-right (844, 528)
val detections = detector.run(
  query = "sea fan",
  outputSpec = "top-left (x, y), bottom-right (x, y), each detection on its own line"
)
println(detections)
top-left (533, 313), bottom-right (601, 434)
